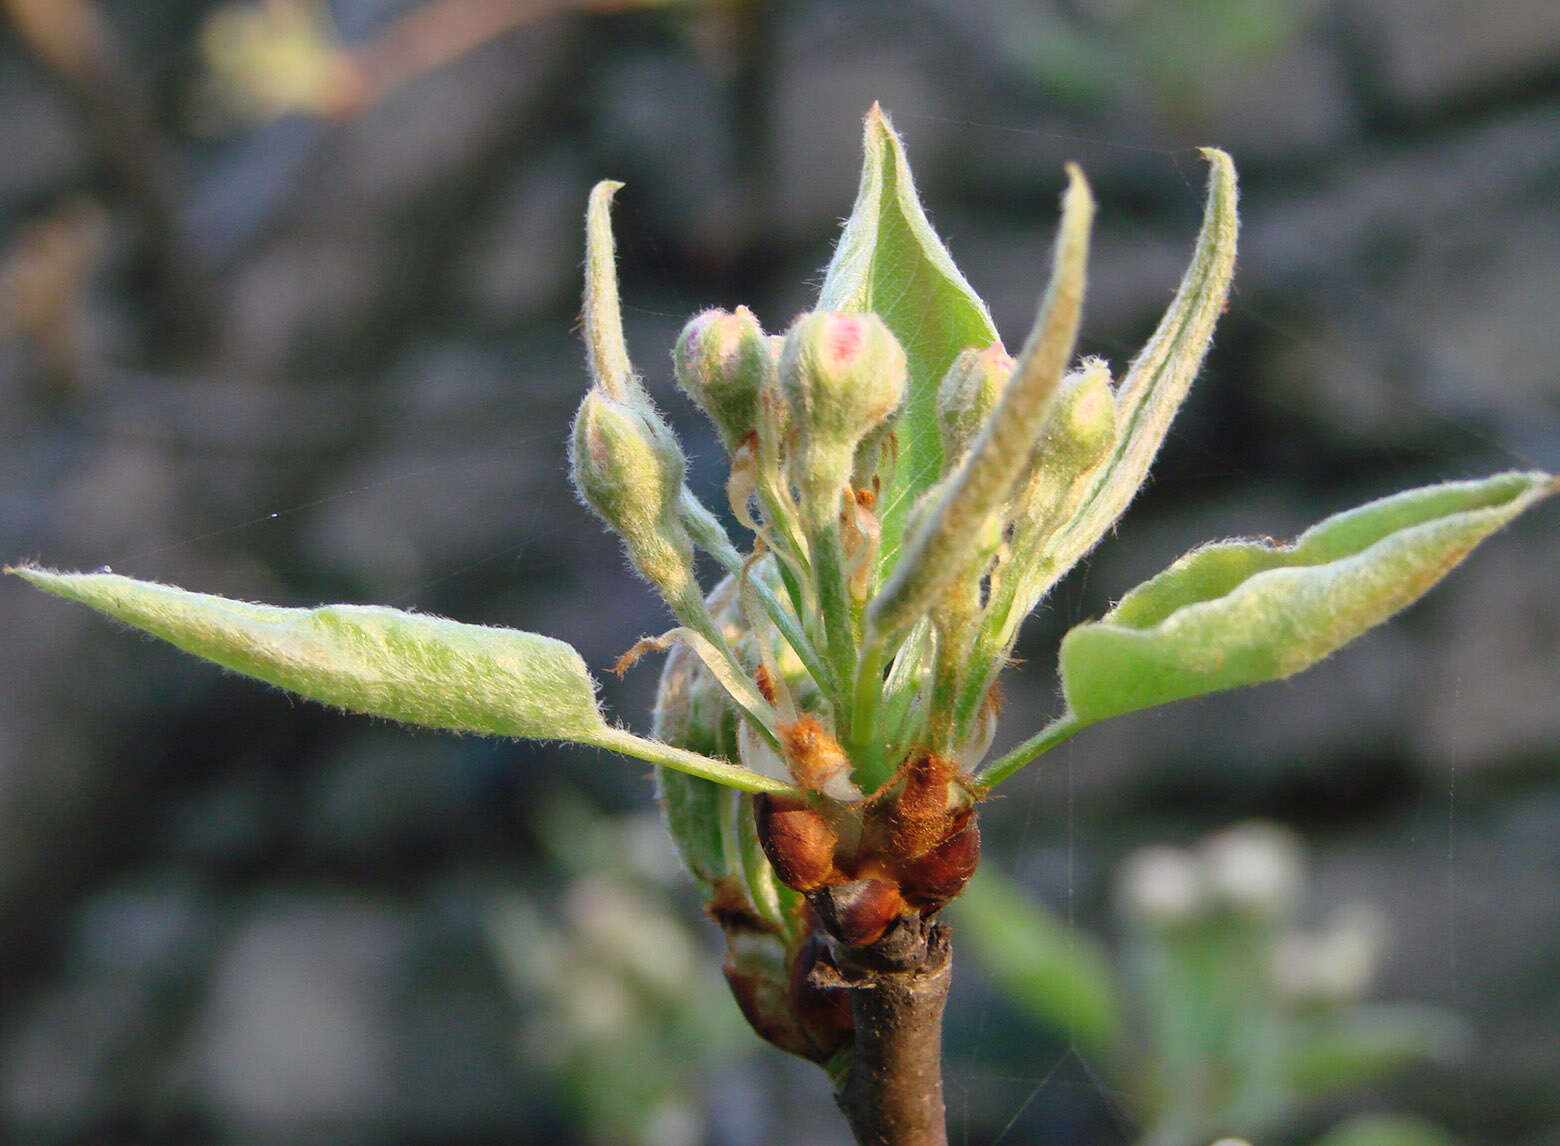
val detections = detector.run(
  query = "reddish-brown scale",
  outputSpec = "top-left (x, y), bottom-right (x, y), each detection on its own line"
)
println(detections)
top-left (790, 931), bottom-right (854, 1059)
top-left (879, 752), bottom-right (959, 860)
top-left (817, 878), bottom-right (909, 947)
top-left (854, 487), bottom-right (877, 509)
top-left (723, 958), bottom-right (815, 1060)
top-left (754, 792), bottom-right (840, 892)
top-left (897, 813), bottom-right (980, 911)
top-left (984, 680), bottom-right (1004, 720)
top-left (753, 664), bottom-right (778, 706)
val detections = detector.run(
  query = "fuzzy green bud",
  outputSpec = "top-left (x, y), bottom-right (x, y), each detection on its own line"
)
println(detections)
top-left (674, 305), bottom-right (772, 451)
top-left (778, 311), bottom-right (907, 497)
top-left (1015, 358), bottom-right (1117, 531)
top-left (570, 387), bottom-right (696, 596)
top-left (937, 344), bottom-right (1014, 468)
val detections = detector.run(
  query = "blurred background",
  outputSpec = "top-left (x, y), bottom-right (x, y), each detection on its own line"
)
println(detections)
top-left (1, 1), bottom-right (1557, 1143)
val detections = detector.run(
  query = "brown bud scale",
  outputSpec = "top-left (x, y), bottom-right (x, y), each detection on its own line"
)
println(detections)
top-left (816, 877), bottom-right (909, 947)
top-left (781, 715), bottom-right (851, 791)
top-left (897, 814), bottom-right (980, 911)
top-left (755, 792), bottom-right (841, 892)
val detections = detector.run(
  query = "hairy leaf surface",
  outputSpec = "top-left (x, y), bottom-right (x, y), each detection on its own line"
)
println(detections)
top-left (1059, 471), bottom-right (1555, 723)
top-left (818, 104), bottom-right (1000, 570)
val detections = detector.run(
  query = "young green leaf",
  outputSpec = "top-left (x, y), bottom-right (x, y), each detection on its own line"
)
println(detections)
top-left (9, 566), bottom-right (794, 794)
top-left (1282, 1006), bottom-right (1470, 1097)
top-left (1057, 471), bottom-right (1555, 725)
top-left (817, 103), bottom-right (1001, 570)
top-left (1039, 148), bottom-right (1239, 592)
top-left (866, 164), bottom-right (1094, 642)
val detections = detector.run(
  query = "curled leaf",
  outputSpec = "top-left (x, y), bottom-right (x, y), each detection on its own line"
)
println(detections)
top-left (14, 566), bottom-right (610, 739)
top-left (1058, 471), bottom-right (1555, 724)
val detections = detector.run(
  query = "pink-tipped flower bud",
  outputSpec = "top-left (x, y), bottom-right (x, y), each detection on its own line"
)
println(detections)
top-left (778, 312), bottom-right (907, 493)
top-left (674, 305), bottom-right (773, 451)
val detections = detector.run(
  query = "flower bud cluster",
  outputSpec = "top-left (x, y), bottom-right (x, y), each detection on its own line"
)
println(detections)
top-left (565, 137), bottom-right (1238, 1063)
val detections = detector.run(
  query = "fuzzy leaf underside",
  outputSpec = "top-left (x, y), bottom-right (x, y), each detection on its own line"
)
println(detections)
top-left (14, 567), bottom-right (612, 741)
top-left (1058, 471), bottom-right (1555, 724)
top-left (817, 104), bottom-right (1001, 571)
top-left (14, 566), bottom-right (793, 793)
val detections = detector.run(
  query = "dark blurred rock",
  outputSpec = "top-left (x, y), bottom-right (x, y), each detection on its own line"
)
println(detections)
top-left (1341, 0), bottom-right (1560, 114)
top-left (1310, 791), bottom-right (1560, 1142)
top-left (1189, 23), bottom-right (1359, 160)
top-left (0, 970), bottom-right (154, 1132)
top-left (451, 147), bottom-right (588, 327)
top-left (0, 62), bottom-right (90, 206)
top-left (769, 4), bottom-right (952, 242)
top-left (221, 231), bottom-right (395, 380)
top-left (310, 20), bottom-right (571, 229)
top-left (185, 896), bottom-right (413, 1131)
top-left (1412, 501), bottom-right (1560, 779)
top-left (588, 37), bottom-right (735, 249)
top-left (1241, 105), bottom-right (1560, 453)
top-left (297, 336), bottom-right (581, 597)
top-left (298, 731), bottom-right (472, 864)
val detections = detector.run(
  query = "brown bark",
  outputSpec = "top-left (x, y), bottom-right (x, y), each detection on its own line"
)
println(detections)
top-left (819, 914), bottom-right (953, 1146)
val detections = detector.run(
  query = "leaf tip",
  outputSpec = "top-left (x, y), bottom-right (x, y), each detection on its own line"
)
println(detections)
top-left (589, 178), bottom-right (625, 202)
top-left (1060, 161), bottom-right (1095, 221)
top-left (7, 561), bottom-right (53, 588)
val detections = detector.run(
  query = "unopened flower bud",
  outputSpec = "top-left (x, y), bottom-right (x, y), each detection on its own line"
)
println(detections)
top-left (1038, 359), bottom-right (1115, 474)
top-left (674, 306), bottom-right (772, 451)
top-left (1013, 359), bottom-right (1118, 534)
top-left (570, 387), bottom-right (696, 596)
top-left (779, 311), bottom-right (907, 497)
top-left (937, 344), bottom-right (1014, 467)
